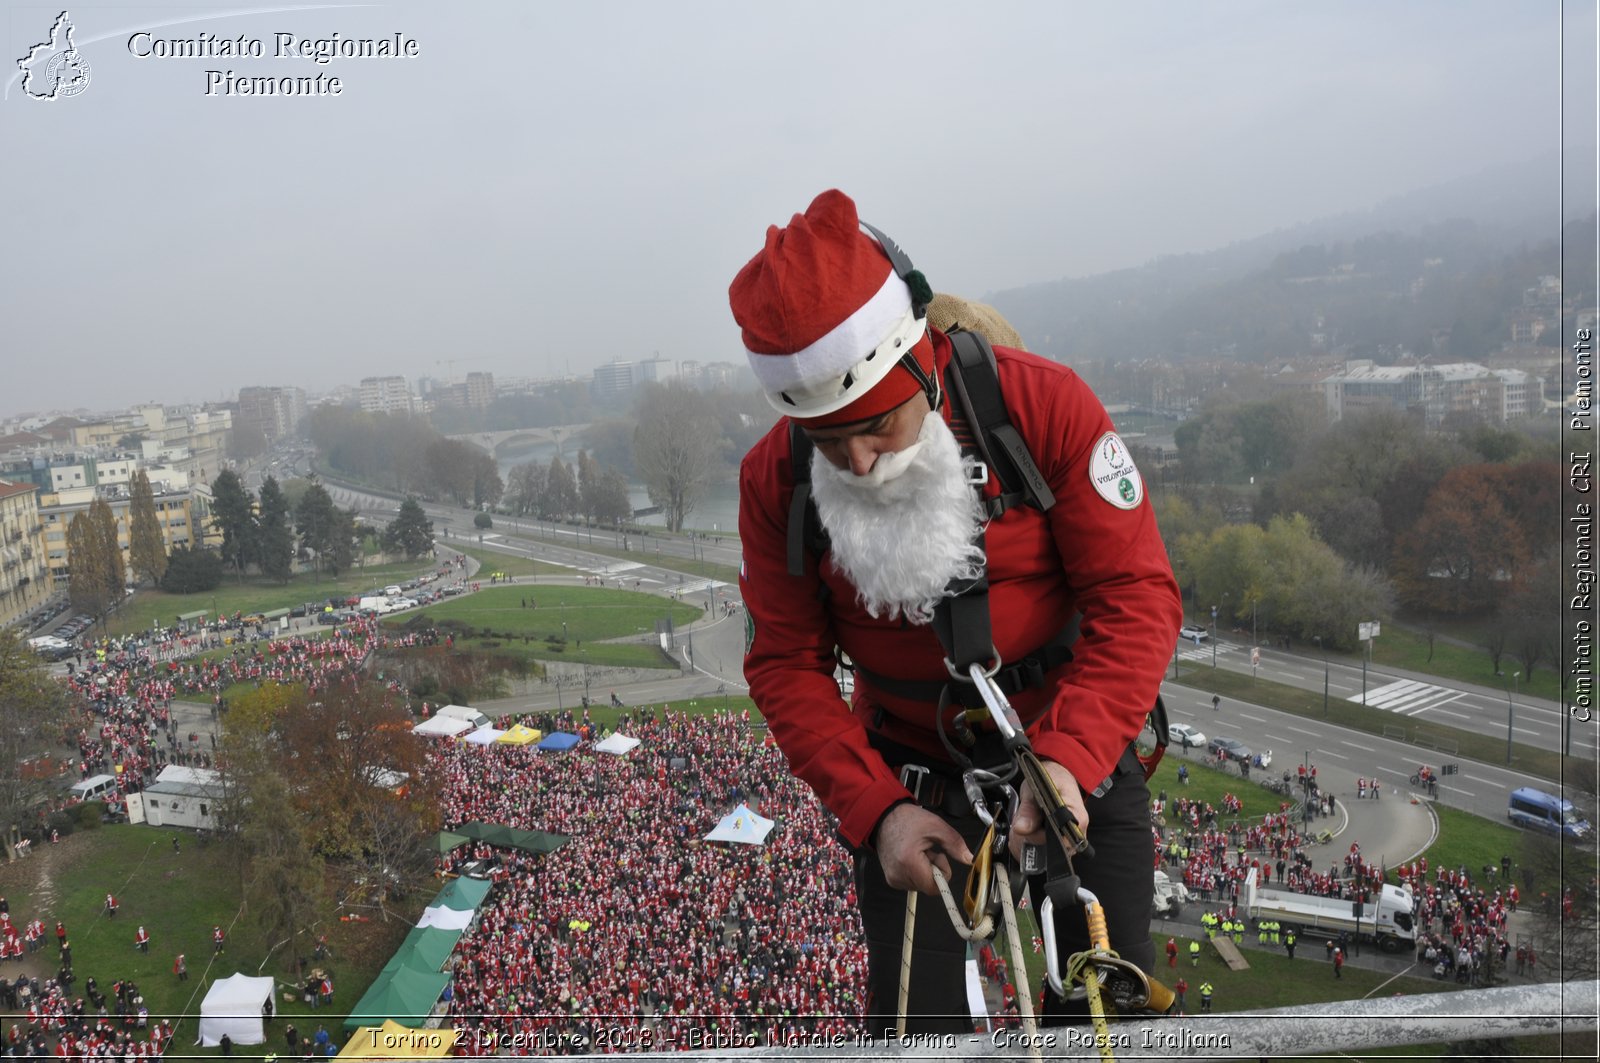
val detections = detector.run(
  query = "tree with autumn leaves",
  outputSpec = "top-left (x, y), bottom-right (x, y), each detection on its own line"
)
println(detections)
top-left (218, 680), bottom-right (440, 961)
top-left (1391, 460), bottom-right (1560, 678)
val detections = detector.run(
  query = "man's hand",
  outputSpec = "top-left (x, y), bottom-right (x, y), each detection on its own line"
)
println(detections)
top-left (874, 803), bottom-right (974, 895)
top-left (1007, 759), bottom-right (1087, 863)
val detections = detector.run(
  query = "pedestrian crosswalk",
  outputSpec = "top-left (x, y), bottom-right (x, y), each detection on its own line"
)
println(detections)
top-left (1178, 642), bottom-right (1233, 663)
top-left (1348, 678), bottom-right (1464, 715)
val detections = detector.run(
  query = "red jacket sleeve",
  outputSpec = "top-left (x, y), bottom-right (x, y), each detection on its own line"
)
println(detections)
top-left (737, 425), bottom-right (909, 847)
top-left (997, 353), bottom-right (1182, 790)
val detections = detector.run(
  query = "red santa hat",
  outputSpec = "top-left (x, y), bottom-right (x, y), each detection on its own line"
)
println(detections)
top-left (729, 189), bottom-right (935, 426)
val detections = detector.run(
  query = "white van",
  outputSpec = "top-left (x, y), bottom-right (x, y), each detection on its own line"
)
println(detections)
top-left (69, 774), bottom-right (118, 802)
top-left (435, 704), bottom-right (490, 729)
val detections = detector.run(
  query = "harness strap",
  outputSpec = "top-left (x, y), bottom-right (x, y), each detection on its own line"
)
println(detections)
top-left (854, 619), bottom-right (1077, 704)
top-left (946, 331), bottom-right (1055, 514)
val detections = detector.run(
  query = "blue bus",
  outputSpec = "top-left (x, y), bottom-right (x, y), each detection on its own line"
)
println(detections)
top-left (1507, 787), bottom-right (1592, 841)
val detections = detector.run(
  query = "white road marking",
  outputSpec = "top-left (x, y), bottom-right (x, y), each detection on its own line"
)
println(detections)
top-left (1286, 726), bottom-right (1320, 737)
top-left (1318, 750), bottom-right (1347, 760)
top-left (1440, 784), bottom-right (1477, 798)
top-left (1239, 713), bottom-right (1266, 723)
top-left (1425, 706), bottom-right (1472, 722)
top-left (1341, 742), bottom-right (1376, 752)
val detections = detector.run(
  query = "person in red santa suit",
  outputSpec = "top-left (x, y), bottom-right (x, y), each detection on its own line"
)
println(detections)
top-left (731, 189), bottom-right (1180, 1037)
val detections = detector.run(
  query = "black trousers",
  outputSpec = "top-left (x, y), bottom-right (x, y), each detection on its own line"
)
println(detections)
top-left (854, 747), bottom-right (1153, 1038)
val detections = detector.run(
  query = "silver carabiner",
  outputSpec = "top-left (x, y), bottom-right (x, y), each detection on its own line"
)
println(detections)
top-left (944, 649), bottom-right (1001, 684)
top-left (1040, 894), bottom-right (1066, 999)
top-left (969, 662), bottom-right (1024, 739)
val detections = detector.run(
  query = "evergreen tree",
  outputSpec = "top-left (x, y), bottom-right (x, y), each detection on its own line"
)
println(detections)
top-left (325, 506), bottom-right (360, 576)
top-left (384, 497), bottom-right (435, 559)
top-left (294, 479), bottom-right (337, 574)
top-left (210, 469), bottom-right (257, 579)
top-left (127, 470), bottom-right (168, 585)
top-left (160, 545), bottom-right (224, 593)
top-left (257, 475), bottom-right (295, 584)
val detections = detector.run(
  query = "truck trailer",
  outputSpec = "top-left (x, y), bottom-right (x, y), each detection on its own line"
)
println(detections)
top-left (1242, 867), bottom-right (1416, 952)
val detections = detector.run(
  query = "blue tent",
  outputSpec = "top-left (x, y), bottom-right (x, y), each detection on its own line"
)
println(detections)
top-left (538, 731), bottom-right (581, 751)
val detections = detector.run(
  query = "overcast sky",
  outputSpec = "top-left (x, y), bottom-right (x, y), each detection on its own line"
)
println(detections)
top-left (1, 0), bottom-right (1593, 415)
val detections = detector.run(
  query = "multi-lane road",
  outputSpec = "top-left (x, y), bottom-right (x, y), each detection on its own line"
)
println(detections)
top-left (1171, 635), bottom-right (1578, 760)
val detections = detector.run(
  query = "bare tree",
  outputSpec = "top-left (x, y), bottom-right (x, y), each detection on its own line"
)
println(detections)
top-left (632, 383), bottom-right (724, 532)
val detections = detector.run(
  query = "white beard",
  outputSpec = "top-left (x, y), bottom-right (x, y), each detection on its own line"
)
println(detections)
top-left (809, 411), bottom-right (986, 625)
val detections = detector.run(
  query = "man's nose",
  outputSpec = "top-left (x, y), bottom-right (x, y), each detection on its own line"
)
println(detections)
top-left (844, 438), bottom-right (880, 478)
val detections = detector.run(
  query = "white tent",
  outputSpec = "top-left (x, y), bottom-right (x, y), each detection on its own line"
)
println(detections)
top-left (703, 803), bottom-right (775, 846)
top-left (593, 733), bottom-right (641, 755)
top-left (198, 973), bottom-right (275, 1047)
top-left (463, 726), bottom-right (505, 746)
top-left (416, 905), bottom-right (474, 931)
top-left (412, 716), bottom-right (472, 737)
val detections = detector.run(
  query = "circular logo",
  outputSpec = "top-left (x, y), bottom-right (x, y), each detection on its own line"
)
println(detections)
top-left (44, 49), bottom-right (91, 98)
top-left (1088, 430), bottom-right (1144, 510)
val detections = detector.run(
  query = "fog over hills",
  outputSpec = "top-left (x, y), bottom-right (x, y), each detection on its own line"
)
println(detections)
top-left (989, 149), bottom-right (1593, 367)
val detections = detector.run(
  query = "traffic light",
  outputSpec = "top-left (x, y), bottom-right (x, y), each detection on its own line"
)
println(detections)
top-left (1441, 763), bottom-right (1459, 776)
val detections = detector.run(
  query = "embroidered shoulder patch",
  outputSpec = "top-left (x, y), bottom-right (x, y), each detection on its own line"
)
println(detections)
top-left (1088, 431), bottom-right (1144, 509)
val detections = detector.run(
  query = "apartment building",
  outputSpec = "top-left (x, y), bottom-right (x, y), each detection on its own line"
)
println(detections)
top-left (359, 376), bottom-right (414, 415)
top-left (0, 479), bottom-right (50, 629)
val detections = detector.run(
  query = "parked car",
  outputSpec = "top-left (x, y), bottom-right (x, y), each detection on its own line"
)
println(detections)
top-left (1178, 624), bottom-right (1209, 642)
top-left (1168, 722), bottom-right (1207, 748)
top-left (1208, 736), bottom-right (1253, 763)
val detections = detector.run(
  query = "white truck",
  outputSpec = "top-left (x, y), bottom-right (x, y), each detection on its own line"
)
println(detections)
top-left (358, 596), bottom-right (395, 614)
top-left (1152, 869), bottom-right (1190, 916)
top-left (1242, 867), bottom-right (1415, 952)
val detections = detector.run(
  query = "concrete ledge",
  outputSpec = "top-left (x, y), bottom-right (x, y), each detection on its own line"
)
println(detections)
top-left (598, 981), bottom-right (1596, 1061)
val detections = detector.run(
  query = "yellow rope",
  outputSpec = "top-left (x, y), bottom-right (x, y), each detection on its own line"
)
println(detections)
top-left (1065, 950), bottom-right (1118, 1063)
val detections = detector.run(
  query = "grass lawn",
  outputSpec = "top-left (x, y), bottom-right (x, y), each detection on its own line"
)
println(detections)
top-left (0, 825), bottom-right (410, 1054)
top-left (106, 560), bottom-right (443, 638)
top-left (389, 585), bottom-right (702, 670)
top-left (455, 545), bottom-right (567, 580)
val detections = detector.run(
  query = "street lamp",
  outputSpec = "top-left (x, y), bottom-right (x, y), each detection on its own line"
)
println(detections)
top-left (1312, 635), bottom-right (1329, 718)
top-left (1505, 670), bottom-right (1520, 765)
top-left (1210, 604), bottom-right (1219, 669)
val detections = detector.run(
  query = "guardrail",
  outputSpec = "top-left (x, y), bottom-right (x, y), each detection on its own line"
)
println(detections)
top-left (641, 982), bottom-right (1596, 1060)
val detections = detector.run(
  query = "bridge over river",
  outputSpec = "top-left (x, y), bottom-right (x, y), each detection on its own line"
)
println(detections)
top-left (449, 424), bottom-right (590, 459)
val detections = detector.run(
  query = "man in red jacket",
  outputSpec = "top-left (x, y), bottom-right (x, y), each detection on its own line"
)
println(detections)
top-left (731, 189), bottom-right (1181, 1037)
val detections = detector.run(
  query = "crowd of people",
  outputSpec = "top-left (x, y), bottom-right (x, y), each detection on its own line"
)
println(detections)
top-left (1399, 859), bottom-right (1522, 985)
top-left (26, 616), bottom-right (445, 827)
top-left (434, 708), bottom-right (881, 1052)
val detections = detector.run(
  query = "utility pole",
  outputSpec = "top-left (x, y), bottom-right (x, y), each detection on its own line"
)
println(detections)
top-left (1313, 635), bottom-right (1329, 718)
top-left (1505, 671), bottom-right (1520, 765)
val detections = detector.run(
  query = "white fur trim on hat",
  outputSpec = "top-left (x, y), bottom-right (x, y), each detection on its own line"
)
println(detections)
top-left (746, 274), bottom-right (922, 417)
top-left (746, 272), bottom-right (911, 392)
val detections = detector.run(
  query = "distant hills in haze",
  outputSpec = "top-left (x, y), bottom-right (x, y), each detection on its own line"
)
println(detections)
top-left (990, 149), bottom-right (1596, 368)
